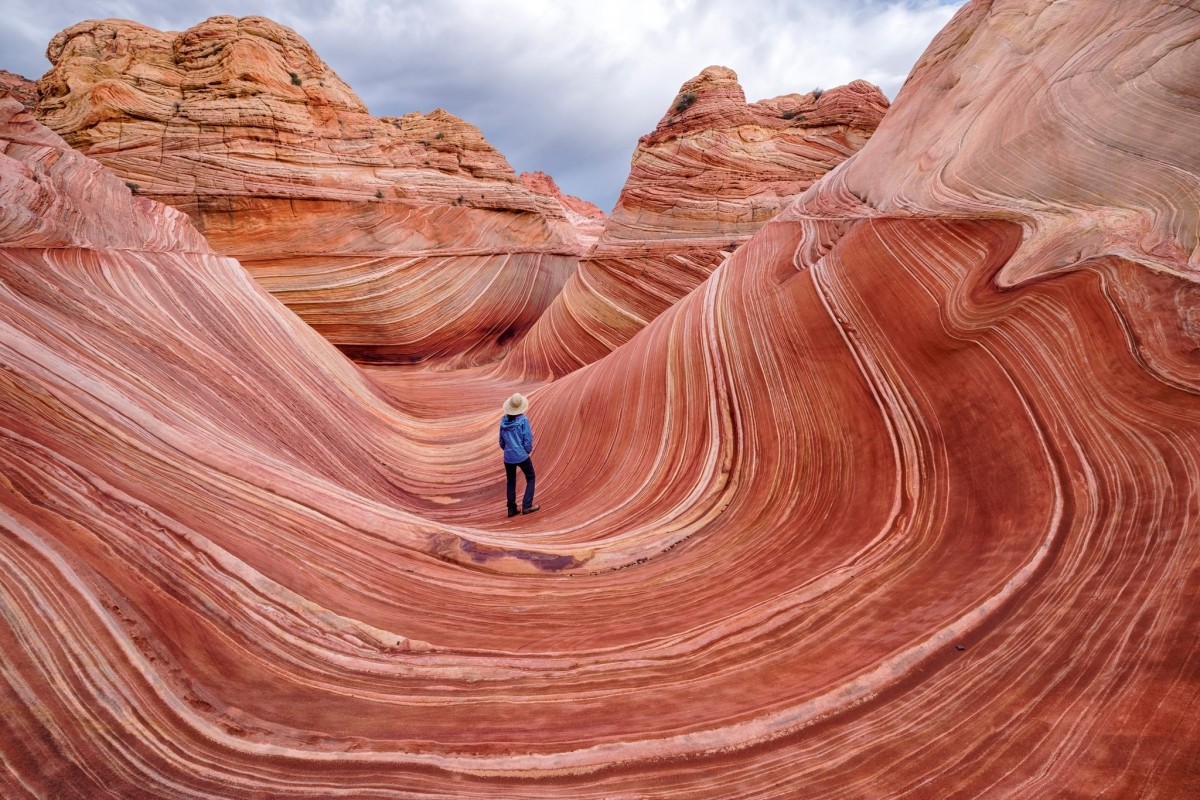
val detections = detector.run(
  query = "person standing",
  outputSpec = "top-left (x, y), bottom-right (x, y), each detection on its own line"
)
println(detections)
top-left (499, 393), bottom-right (539, 517)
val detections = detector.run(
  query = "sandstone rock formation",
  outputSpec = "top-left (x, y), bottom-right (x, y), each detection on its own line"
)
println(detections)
top-left (0, 69), bottom-right (36, 110)
top-left (521, 170), bottom-right (607, 249)
top-left (501, 66), bottom-right (888, 378)
top-left (3, 1), bottom-right (1200, 797)
top-left (33, 16), bottom-right (581, 365)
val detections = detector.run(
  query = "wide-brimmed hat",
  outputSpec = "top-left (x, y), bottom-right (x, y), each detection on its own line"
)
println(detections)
top-left (502, 393), bottom-right (528, 415)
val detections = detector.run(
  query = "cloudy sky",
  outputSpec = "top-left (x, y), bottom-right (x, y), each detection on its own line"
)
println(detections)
top-left (1, 0), bottom-right (965, 211)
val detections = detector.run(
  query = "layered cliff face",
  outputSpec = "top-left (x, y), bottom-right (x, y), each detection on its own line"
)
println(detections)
top-left (502, 66), bottom-right (888, 378)
top-left (3, 1), bottom-right (1200, 798)
top-left (33, 16), bottom-right (580, 365)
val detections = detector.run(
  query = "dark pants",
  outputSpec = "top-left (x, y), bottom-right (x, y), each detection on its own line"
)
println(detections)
top-left (505, 458), bottom-right (535, 513)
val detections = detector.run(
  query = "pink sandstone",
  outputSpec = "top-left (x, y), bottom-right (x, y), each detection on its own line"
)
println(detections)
top-left (501, 66), bottom-right (888, 378)
top-left (33, 16), bottom-right (582, 366)
top-left (1, 0), bottom-right (1199, 796)
top-left (521, 170), bottom-right (607, 250)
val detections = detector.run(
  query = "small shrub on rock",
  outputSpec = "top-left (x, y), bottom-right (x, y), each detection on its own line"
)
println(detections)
top-left (673, 91), bottom-right (697, 113)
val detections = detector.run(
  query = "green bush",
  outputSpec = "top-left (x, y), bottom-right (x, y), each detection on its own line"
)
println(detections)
top-left (289, 71), bottom-right (302, 86)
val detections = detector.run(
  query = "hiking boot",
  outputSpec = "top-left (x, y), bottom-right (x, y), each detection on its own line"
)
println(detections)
top-left (507, 509), bottom-right (520, 517)
top-left (522, 505), bottom-right (541, 515)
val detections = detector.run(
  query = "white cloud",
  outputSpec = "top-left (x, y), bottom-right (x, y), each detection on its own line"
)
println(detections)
top-left (0, 0), bottom-right (966, 209)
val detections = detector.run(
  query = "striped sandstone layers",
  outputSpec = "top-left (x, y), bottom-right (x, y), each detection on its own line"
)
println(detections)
top-left (33, 16), bottom-right (582, 365)
top-left (2, 1), bottom-right (1200, 798)
top-left (521, 170), bottom-right (607, 250)
top-left (502, 66), bottom-right (888, 378)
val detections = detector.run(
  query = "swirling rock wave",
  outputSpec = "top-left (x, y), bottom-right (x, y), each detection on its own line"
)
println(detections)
top-left (2, 0), bottom-right (1199, 797)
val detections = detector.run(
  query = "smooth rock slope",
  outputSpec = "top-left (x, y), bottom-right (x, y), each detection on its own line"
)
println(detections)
top-left (33, 16), bottom-right (583, 366)
top-left (2, 1), bottom-right (1199, 797)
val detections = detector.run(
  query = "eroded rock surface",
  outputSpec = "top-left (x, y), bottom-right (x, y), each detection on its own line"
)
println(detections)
top-left (2, 1), bottom-right (1199, 797)
top-left (34, 16), bottom-right (580, 365)
top-left (0, 69), bottom-right (37, 109)
top-left (502, 66), bottom-right (888, 378)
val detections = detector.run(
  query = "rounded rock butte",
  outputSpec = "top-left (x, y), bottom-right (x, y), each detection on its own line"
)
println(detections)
top-left (32, 15), bottom-right (589, 368)
top-left (2, 0), bottom-right (1200, 797)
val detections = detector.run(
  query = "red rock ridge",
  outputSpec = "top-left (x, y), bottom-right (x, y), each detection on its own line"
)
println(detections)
top-left (521, 170), bottom-right (607, 249)
top-left (501, 66), bottom-right (888, 378)
top-left (33, 16), bottom-right (581, 366)
top-left (0, 69), bottom-right (37, 110)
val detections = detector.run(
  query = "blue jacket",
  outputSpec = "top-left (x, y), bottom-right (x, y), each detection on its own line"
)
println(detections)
top-left (499, 414), bottom-right (534, 463)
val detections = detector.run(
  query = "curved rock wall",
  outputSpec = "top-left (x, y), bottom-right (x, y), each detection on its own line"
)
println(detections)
top-left (33, 16), bottom-right (582, 366)
top-left (2, 0), bottom-right (1199, 796)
